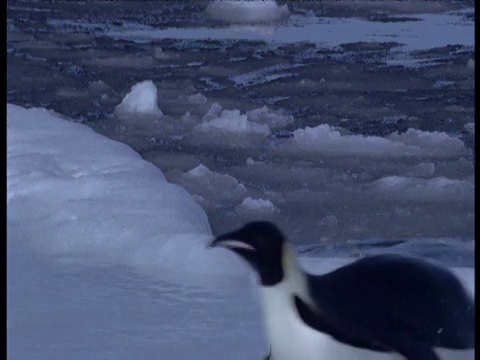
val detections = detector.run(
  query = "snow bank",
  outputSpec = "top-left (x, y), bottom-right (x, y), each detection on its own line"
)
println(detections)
top-left (174, 164), bottom-right (247, 209)
top-left (7, 104), bottom-right (246, 281)
top-left (371, 176), bottom-right (474, 202)
top-left (205, 0), bottom-right (290, 25)
top-left (290, 124), bottom-right (469, 157)
top-left (114, 80), bottom-right (163, 120)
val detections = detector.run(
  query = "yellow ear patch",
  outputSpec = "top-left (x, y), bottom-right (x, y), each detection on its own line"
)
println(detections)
top-left (281, 243), bottom-right (293, 270)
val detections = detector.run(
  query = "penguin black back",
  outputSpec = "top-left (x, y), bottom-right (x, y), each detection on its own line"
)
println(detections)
top-left (311, 254), bottom-right (475, 350)
top-left (211, 221), bottom-right (475, 360)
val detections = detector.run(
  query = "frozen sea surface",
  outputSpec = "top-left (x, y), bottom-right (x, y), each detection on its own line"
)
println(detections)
top-left (7, 105), bottom-right (474, 360)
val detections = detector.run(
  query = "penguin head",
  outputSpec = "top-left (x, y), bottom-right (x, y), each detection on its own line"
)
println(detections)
top-left (210, 221), bottom-right (286, 286)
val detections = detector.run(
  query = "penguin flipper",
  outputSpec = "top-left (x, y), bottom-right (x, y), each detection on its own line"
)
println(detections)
top-left (294, 296), bottom-right (439, 359)
top-left (293, 296), bottom-right (386, 351)
top-left (398, 344), bottom-right (440, 360)
top-left (387, 333), bottom-right (440, 360)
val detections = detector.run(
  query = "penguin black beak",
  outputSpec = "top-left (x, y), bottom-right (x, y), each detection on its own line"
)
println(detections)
top-left (209, 230), bottom-right (255, 251)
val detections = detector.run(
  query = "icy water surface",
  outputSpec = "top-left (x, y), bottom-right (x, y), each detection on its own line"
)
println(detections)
top-left (56, 11), bottom-right (473, 51)
top-left (7, 1), bottom-right (475, 243)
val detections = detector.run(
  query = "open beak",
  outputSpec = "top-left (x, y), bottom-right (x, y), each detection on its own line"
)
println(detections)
top-left (209, 230), bottom-right (255, 251)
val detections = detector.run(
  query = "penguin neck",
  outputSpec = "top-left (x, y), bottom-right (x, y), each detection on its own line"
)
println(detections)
top-left (261, 243), bottom-right (309, 297)
top-left (257, 244), bottom-right (313, 357)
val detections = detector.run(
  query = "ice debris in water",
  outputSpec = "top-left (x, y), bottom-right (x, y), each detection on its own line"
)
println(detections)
top-left (198, 103), bottom-right (292, 135)
top-left (204, 0), bottom-right (290, 24)
top-left (246, 106), bottom-right (293, 130)
top-left (202, 102), bottom-right (223, 122)
top-left (178, 93), bottom-right (208, 105)
top-left (188, 93), bottom-right (208, 105)
top-left (290, 124), bottom-right (469, 157)
top-left (115, 80), bottom-right (163, 120)
top-left (404, 162), bottom-right (435, 178)
top-left (467, 58), bottom-right (475, 69)
top-left (181, 111), bottom-right (197, 126)
top-left (153, 47), bottom-right (171, 60)
top-left (464, 122), bottom-right (474, 135)
top-left (235, 197), bottom-right (277, 215)
top-left (195, 109), bottom-right (271, 137)
top-left (388, 128), bottom-right (467, 154)
top-left (371, 176), bottom-right (474, 202)
top-left (319, 215), bottom-right (339, 228)
top-left (177, 164), bottom-right (248, 209)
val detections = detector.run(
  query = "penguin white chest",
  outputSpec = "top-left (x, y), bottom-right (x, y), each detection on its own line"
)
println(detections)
top-left (259, 284), bottom-right (398, 360)
top-left (259, 285), bottom-right (324, 360)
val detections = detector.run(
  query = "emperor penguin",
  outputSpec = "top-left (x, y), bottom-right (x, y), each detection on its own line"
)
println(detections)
top-left (210, 221), bottom-right (475, 360)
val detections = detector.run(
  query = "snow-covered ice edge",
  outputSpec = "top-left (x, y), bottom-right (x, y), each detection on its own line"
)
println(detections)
top-left (7, 104), bottom-right (247, 284)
